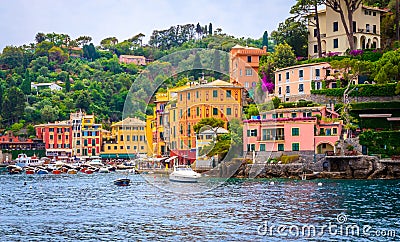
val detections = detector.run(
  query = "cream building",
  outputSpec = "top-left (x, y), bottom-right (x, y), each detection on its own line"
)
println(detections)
top-left (308, 1), bottom-right (386, 57)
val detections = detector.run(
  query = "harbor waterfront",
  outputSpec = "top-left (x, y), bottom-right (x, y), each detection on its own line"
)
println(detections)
top-left (0, 174), bottom-right (399, 241)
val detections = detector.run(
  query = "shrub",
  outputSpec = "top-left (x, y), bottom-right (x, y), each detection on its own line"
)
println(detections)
top-left (280, 155), bottom-right (300, 164)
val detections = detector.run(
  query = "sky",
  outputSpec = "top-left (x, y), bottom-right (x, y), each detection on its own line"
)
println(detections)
top-left (0, 0), bottom-right (296, 50)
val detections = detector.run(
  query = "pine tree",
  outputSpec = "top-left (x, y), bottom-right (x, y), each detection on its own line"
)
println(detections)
top-left (21, 70), bottom-right (31, 95)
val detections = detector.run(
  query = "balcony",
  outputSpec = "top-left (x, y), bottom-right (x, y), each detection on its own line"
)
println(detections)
top-left (260, 135), bottom-right (285, 141)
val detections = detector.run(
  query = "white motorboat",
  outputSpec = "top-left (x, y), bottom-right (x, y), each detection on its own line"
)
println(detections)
top-left (15, 154), bottom-right (43, 168)
top-left (99, 167), bottom-right (110, 173)
top-left (169, 165), bottom-right (201, 183)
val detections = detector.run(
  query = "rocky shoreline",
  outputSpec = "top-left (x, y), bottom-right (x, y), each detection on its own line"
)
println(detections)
top-left (207, 155), bottom-right (400, 180)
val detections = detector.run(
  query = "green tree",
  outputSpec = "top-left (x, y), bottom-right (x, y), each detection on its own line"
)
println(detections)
top-left (48, 46), bottom-right (69, 65)
top-left (245, 104), bottom-right (260, 119)
top-left (271, 42), bottom-right (296, 69)
top-left (40, 105), bottom-right (59, 122)
top-left (262, 31), bottom-right (269, 48)
top-left (65, 74), bottom-right (71, 92)
top-left (75, 91), bottom-right (91, 111)
top-left (34, 41), bottom-right (54, 57)
top-left (0, 46), bottom-right (24, 69)
top-left (209, 23), bottom-right (213, 35)
top-left (373, 49), bottom-right (400, 83)
top-left (290, 0), bottom-right (324, 57)
top-left (35, 32), bottom-right (46, 43)
top-left (2, 87), bottom-right (26, 125)
top-left (21, 70), bottom-right (31, 95)
top-left (193, 117), bottom-right (225, 133)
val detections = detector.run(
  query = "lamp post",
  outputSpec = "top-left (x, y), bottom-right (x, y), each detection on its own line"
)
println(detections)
top-left (356, 87), bottom-right (359, 102)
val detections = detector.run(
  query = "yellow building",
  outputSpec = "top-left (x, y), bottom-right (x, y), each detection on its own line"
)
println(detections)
top-left (146, 83), bottom-right (193, 157)
top-left (308, 1), bottom-right (386, 58)
top-left (169, 79), bottom-right (243, 153)
top-left (101, 117), bottom-right (147, 159)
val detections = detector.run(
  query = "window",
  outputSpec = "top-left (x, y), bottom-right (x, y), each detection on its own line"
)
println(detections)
top-left (196, 91), bottom-right (199, 99)
top-left (373, 11), bottom-right (376, 16)
top-left (316, 82), bottom-right (321, 90)
top-left (292, 143), bottom-right (300, 151)
top-left (196, 107), bottom-right (200, 116)
top-left (245, 82), bottom-right (249, 88)
top-left (272, 114), bottom-right (278, 119)
top-left (373, 25), bottom-right (376, 34)
top-left (227, 108), bottom-right (232, 115)
top-left (49, 135), bottom-right (53, 140)
top-left (333, 38), bottom-right (339, 48)
top-left (180, 94), bottom-right (182, 101)
top-left (278, 74), bottom-right (282, 82)
top-left (107, 146), bottom-right (111, 150)
top-left (286, 72), bottom-right (289, 80)
top-left (292, 128), bottom-right (299, 136)
top-left (114, 146), bottom-right (117, 150)
top-left (332, 82), bottom-right (337, 88)
top-left (187, 108), bottom-right (190, 117)
top-left (120, 135), bottom-right (124, 141)
top-left (333, 127), bottom-right (338, 135)
top-left (226, 90), bottom-right (231, 98)
top-left (366, 24), bottom-right (370, 33)
top-left (187, 92), bottom-right (190, 100)
top-left (314, 44), bottom-right (318, 53)
top-left (353, 21), bottom-right (357, 33)
top-left (291, 113), bottom-right (297, 118)
top-left (245, 68), bottom-right (252, 76)
top-left (247, 144), bottom-right (256, 151)
top-left (299, 84), bottom-right (304, 93)
top-left (213, 108), bottom-right (218, 115)
top-left (313, 28), bottom-right (317, 37)
top-left (333, 21), bottom-right (338, 32)
top-left (127, 135), bottom-right (130, 141)
top-left (286, 86), bottom-right (290, 94)
top-left (260, 144), bottom-right (266, 151)
top-left (278, 144), bottom-right (284, 151)
top-left (213, 90), bottom-right (218, 98)
top-left (247, 129), bottom-right (257, 137)
top-left (247, 56), bottom-right (252, 62)
top-left (315, 69), bottom-right (320, 77)
top-left (120, 146), bottom-right (123, 150)
top-left (299, 70), bottom-right (304, 78)
top-left (127, 146), bottom-right (130, 150)
top-left (278, 87), bottom-right (282, 95)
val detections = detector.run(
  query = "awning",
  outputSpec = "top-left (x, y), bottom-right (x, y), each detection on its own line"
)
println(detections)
top-left (118, 154), bottom-right (136, 159)
top-left (359, 114), bottom-right (392, 118)
top-left (100, 154), bottom-right (117, 158)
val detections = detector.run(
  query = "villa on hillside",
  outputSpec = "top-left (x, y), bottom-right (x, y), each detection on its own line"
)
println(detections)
top-left (307, 1), bottom-right (386, 58)
top-left (31, 82), bottom-right (62, 92)
top-left (243, 106), bottom-right (343, 158)
top-left (119, 55), bottom-right (146, 65)
top-left (230, 44), bottom-right (267, 95)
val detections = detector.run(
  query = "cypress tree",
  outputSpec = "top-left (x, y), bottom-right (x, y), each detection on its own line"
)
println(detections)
top-left (209, 23), bottom-right (213, 35)
top-left (65, 74), bottom-right (71, 92)
top-left (21, 70), bottom-right (31, 95)
top-left (262, 31), bottom-right (269, 48)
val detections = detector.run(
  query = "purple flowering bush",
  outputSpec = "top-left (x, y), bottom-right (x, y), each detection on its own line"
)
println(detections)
top-left (349, 49), bottom-right (363, 56)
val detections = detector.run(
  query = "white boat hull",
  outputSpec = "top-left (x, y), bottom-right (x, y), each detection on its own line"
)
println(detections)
top-left (169, 174), bottom-right (199, 183)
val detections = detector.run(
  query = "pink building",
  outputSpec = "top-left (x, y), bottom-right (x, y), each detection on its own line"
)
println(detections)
top-left (119, 55), bottom-right (146, 65)
top-left (243, 106), bottom-right (343, 156)
top-left (274, 62), bottom-right (334, 102)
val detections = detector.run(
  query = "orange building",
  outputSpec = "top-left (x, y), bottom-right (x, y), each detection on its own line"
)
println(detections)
top-left (168, 80), bottom-right (243, 159)
top-left (229, 44), bottom-right (267, 94)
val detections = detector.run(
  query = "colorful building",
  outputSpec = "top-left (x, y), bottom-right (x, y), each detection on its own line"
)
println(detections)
top-left (229, 44), bottom-right (267, 94)
top-left (168, 80), bottom-right (243, 163)
top-left (101, 117), bottom-right (147, 159)
top-left (243, 106), bottom-right (343, 157)
top-left (35, 121), bottom-right (72, 158)
top-left (307, 1), bottom-right (386, 58)
top-left (274, 62), bottom-right (334, 102)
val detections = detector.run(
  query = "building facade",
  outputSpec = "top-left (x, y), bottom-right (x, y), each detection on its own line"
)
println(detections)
top-left (308, 1), bottom-right (385, 57)
top-left (230, 44), bottom-right (267, 94)
top-left (169, 80), bottom-right (243, 159)
top-left (274, 62), bottom-right (333, 102)
top-left (35, 121), bottom-right (72, 158)
top-left (119, 55), bottom-right (146, 65)
top-left (243, 106), bottom-right (343, 157)
top-left (101, 117), bottom-right (147, 159)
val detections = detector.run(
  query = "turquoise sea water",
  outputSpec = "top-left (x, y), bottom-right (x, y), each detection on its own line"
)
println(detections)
top-left (0, 173), bottom-right (399, 241)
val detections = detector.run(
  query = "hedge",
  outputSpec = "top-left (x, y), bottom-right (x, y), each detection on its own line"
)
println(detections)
top-left (351, 101), bottom-right (400, 110)
top-left (311, 83), bottom-right (398, 97)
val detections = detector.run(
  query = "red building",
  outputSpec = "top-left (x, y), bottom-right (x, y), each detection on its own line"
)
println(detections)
top-left (35, 121), bottom-right (72, 158)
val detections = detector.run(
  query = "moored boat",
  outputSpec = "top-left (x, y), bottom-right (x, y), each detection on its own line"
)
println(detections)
top-left (67, 169), bottom-right (78, 174)
top-left (113, 178), bottom-right (130, 186)
top-left (169, 165), bottom-right (201, 183)
top-left (99, 167), bottom-right (110, 173)
top-left (25, 168), bottom-right (35, 175)
top-left (52, 169), bottom-right (62, 175)
top-left (37, 169), bottom-right (49, 175)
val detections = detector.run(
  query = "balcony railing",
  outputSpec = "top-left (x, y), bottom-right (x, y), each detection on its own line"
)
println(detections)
top-left (259, 135), bottom-right (285, 141)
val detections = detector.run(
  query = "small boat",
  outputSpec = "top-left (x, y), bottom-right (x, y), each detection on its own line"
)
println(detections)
top-left (52, 169), bottom-right (62, 175)
top-left (37, 169), bottom-right (49, 175)
top-left (169, 165), bottom-right (201, 183)
top-left (99, 167), bottom-right (110, 173)
top-left (67, 169), bottom-right (78, 174)
top-left (85, 169), bottom-right (94, 174)
top-left (26, 169), bottom-right (35, 175)
top-left (8, 165), bottom-right (23, 175)
top-left (114, 178), bottom-right (130, 186)
top-left (15, 154), bottom-right (43, 168)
